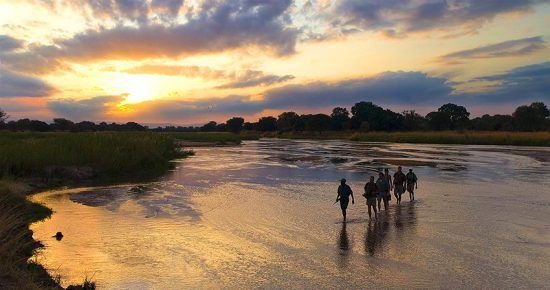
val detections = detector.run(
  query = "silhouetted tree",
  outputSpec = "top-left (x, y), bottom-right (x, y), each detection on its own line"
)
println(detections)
top-left (330, 107), bottom-right (350, 130)
top-left (125, 122), bottom-right (147, 131)
top-left (226, 117), bottom-right (245, 133)
top-left (0, 108), bottom-right (7, 123)
top-left (201, 121), bottom-right (217, 132)
top-left (258, 116), bottom-right (277, 132)
top-left (29, 120), bottom-right (50, 131)
top-left (52, 118), bottom-right (75, 131)
top-left (302, 114), bottom-right (331, 131)
top-left (402, 110), bottom-right (427, 131)
top-left (351, 102), bottom-right (403, 131)
top-left (426, 103), bottom-right (470, 130)
top-left (75, 121), bottom-right (96, 132)
top-left (513, 102), bottom-right (550, 131)
top-left (243, 122), bottom-right (256, 131)
top-left (470, 114), bottom-right (514, 131)
top-left (277, 112), bottom-right (301, 132)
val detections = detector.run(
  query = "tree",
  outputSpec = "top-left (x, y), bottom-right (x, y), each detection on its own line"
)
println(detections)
top-left (351, 102), bottom-right (403, 131)
top-left (277, 112), bottom-right (301, 132)
top-left (439, 103), bottom-right (470, 130)
top-left (302, 114), bottom-right (331, 131)
top-left (402, 110), bottom-right (427, 131)
top-left (330, 107), bottom-right (350, 130)
top-left (52, 118), bottom-right (75, 131)
top-left (29, 120), bottom-right (50, 131)
top-left (258, 116), bottom-right (277, 132)
top-left (513, 102), bottom-right (549, 131)
top-left (226, 117), bottom-right (245, 133)
top-left (201, 121), bottom-right (217, 132)
top-left (0, 108), bottom-right (8, 123)
top-left (75, 121), bottom-right (96, 131)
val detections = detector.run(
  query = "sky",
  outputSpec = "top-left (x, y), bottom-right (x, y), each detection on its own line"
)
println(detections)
top-left (0, 0), bottom-right (549, 125)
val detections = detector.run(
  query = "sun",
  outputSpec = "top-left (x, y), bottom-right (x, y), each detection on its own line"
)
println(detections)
top-left (114, 75), bottom-right (158, 105)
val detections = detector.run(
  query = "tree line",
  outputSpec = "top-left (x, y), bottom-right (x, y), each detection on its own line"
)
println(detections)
top-left (1, 102), bottom-right (548, 133)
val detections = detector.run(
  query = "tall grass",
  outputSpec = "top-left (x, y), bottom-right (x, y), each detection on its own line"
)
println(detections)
top-left (349, 131), bottom-right (550, 146)
top-left (163, 132), bottom-right (244, 143)
top-left (0, 181), bottom-right (59, 290)
top-left (0, 132), bottom-right (189, 180)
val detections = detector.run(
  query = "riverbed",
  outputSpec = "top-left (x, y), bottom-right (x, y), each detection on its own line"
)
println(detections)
top-left (31, 139), bottom-right (550, 289)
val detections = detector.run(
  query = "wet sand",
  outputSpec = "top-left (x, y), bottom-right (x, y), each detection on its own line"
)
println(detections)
top-left (31, 140), bottom-right (550, 289)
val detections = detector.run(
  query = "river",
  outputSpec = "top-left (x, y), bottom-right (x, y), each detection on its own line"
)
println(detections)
top-left (31, 139), bottom-right (550, 289)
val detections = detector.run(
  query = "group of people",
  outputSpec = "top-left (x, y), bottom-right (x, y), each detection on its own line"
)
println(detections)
top-left (335, 166), bottom-right (418, 221)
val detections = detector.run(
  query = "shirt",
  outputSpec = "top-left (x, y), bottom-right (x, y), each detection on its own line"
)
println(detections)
top-left (338, 184), bottom-right (353, 200)
top-left (376, 178), bottom-right (390, 193)
top-left (406, 172), bottom-right (417, 184)
top-left (364, 181), bottom-right (378, 198)
top-left (394, 171), bottom-right (406, 186)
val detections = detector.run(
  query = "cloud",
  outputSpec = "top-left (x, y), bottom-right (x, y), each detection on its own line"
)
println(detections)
top-left (0, 68), bottom-right (56, 97)
top-left (42, 63), bottom-right (550, 122)
top-left (122, 64), bottom-right (229, 78)
top-left (0, 35), bottom-right (23, 51)
top-left (437, 36), bottom-right (547, 63)
top-left (463, 61), bottom-right (550, 103)
top-left (216, 71), bottom-right (295, 89)
top-left (262, 71), bottom-right (453, 108)
top-left (4, 0), bottom-right (297, 74)
top-left (332, 0), bottom-right (549, 37)
top-left (48, 95), bottom-right (124, 120)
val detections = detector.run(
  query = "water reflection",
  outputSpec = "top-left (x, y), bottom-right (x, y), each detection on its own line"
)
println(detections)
top-left (30, 140), bottom-right (550, 288)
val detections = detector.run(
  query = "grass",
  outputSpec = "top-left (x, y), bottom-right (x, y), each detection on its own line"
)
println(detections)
top-left (349, 131), bottom-right (550, 146)
top-left (258, 130), bottom-right (550, 146)
top-left (163, 132), bottom-right (243, 144)
top-left (0, 132), bottom-right (191, 182)
top-left (0, 131), bottom-right (194, 289)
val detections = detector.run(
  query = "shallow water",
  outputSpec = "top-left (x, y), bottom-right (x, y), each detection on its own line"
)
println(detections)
top-left (31, 139), bottom-right (550, 289)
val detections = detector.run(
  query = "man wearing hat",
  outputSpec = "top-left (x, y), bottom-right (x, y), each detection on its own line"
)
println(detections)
top-left (336, 178), bottom-right (355, 221)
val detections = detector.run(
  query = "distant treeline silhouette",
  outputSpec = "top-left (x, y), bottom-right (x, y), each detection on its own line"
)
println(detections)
top-left (1, 102), bottom-right (548, 133)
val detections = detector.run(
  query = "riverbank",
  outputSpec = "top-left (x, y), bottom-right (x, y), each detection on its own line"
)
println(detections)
top-left (261, 131), bottom-right (550, 146)
top-left (0, 132), bottom-right (195, 289)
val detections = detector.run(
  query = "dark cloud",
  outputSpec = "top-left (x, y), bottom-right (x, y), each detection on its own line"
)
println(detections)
top-left (262, 71), bottom-right (453, 108)
top-left (0, 68), bottom-right (56, 97)
top-left (333, 0), bottom-right (549, 36)
top-left (5, 0), bottom-right (297, 74)
top-left (216, 70), bottom-right (295, 89)
top-left (438, 36), bottom-right (547, 63)
top-left (48, 95), bottom-right (123, 120)
top-left (462, 61), bottom-right (550, 103)
top-left (0, 35), bottom-right (23, 51)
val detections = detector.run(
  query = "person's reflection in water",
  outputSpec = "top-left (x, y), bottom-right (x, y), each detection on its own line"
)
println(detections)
top-left (364, 216), bottom-right (390, 256)
top-left (337, 223), bottom-right (351, 268)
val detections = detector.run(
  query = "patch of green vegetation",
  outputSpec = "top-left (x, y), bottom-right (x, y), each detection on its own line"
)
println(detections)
top-left (349, 131), bottom-right (550, 146)
top-left (0, 132), bottom-right (190, 181)
top-left (164, 132), bottom-right (243, 144)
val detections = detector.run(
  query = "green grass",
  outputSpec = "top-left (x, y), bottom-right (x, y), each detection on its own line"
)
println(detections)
top-left (350, 131), bottom-right (550, 146)
top-left (0, 132), bottom-right (191, 181)
top-left (259, 130), bottom-right (550, 146)
top-left (163, 132), bottom-right (243, 144)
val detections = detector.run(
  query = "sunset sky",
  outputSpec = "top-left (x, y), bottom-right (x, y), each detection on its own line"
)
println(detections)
top-left (0, 0), bottom-right (549, 125)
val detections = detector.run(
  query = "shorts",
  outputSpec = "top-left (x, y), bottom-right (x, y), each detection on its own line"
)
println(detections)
top-left (395, 186), bottom-right (404, 196)
top-left (340, 198), bottom-right (349, 210)
top-left (367, 197), bottom-right (377, 206)
top-left (407, 183), bottom-right (415, 192)
top-left (378, 192), bottom-right (390, 202)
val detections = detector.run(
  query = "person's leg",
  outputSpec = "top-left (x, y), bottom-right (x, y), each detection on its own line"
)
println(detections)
top-left (384, 195), bottom-right (389, 210)
top-left (368, 206), bottom-right (372, 219)
top-left (377, 196), bottom-right (381, 211)
top-left (373, 204), bottom-right (377, 218)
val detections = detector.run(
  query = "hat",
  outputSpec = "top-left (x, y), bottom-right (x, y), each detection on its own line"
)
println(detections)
top-left (340, 178), bottom-right (346, 182)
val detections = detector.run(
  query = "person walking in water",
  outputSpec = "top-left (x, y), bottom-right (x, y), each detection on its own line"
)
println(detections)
top-left (393, 166), bottom-right (406, 205)
top-left (376, 172), bottom-right (390, 211)
top-left (336, 178), bottom-right (354, 222)
top-left (363, 176), bottom-right (378, 220)
top-left (384, 168), bottom-right (393, 201)
top-left (406, 169), bottom-right (418, 201)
